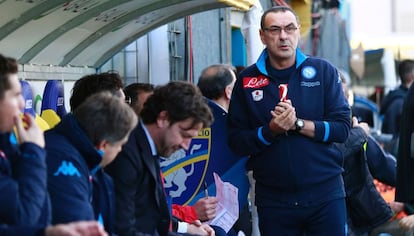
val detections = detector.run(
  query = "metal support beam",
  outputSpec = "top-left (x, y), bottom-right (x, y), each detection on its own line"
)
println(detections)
top-left (94, 2), bottom-right (228, 67)
top-left (60, 0), bottom-right (191, 66)
top-left (0, 0), bottom-right (68, 41)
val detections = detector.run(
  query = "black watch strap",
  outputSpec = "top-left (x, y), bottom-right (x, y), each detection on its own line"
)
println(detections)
top-left (295, 119), bottom-right (304, 132)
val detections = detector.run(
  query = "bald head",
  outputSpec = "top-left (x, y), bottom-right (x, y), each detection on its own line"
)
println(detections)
top-left (197, 64), bottom-right (236, 101)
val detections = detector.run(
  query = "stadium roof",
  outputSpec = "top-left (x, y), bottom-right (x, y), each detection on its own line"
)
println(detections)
top-left (0, 0), bottom-right (253, 68)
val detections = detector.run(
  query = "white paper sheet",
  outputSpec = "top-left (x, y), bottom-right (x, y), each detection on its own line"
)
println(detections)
top-left (208, 172), bottom-right (239, 233)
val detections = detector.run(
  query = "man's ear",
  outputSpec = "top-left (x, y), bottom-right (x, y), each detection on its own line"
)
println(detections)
top-left (157, 110), bottom-right (170, 128)
top-left (95, 140), bottom-right (109, 156)
top-left (225, 85), bottom-right (232, 100)
top-left (259, 29), bottom-right (266, 45)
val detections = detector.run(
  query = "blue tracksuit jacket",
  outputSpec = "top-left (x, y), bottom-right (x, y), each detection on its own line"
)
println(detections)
top-left (0, 225), bottom-right (45, 236)
top-left (45, 114), bottom-right (115, 234)
top-left (0, 132), bottom-right (49, 228)
top-left (228, 48), bottom-right (351, 207)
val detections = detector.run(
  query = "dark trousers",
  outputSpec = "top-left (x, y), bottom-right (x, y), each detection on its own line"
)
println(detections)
top-left (258, 198), bottom-right (347, 236)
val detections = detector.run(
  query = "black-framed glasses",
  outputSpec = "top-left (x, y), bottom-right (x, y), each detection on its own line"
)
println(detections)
top-left (263, 25), bottom-right (298, 35)
top-left (125, 96), bottom-right (132, 105)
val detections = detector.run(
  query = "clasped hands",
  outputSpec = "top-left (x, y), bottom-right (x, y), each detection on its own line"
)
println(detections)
top-left (269, 100), bottom-right (297, 136)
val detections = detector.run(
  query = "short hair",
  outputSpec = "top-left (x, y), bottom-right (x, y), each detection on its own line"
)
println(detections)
top-left (0, 54), bottom-right (19, 99)
top-left (124, 83), bottom-right (154, 107)
top-left (260, 6), bottom-right (300, 29)
top-left (70, 72), bottom-right (124, 111)
top-left (73, 91), bottom-right (137, 145)
top-left (398, 59), bottom-right (414, 84)
top-left (197, 64), bottom-right (235, 100)
top-left (140, 81), bottom-right (213, 128)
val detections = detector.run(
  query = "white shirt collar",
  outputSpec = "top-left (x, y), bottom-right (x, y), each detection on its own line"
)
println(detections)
top-left (140, 122), bottom-right (157, 156)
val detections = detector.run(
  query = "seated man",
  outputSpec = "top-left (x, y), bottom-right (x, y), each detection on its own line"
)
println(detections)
top-left (338, 117), bottom-right (394, 235)
top-left (339, 75), bottom-right (402, 235)
top-left (124, 81), bottom-right (225, 234)
top-left (123, 82), bottom-right (154, 115)
top-left (0, 54), bottom-right (108, 236)
top-left (45, 92), bottom-right (137, 235)
top-left (70, 72), bottom-right (126, 111)
top-left (0, 53), bottom-right (49, 232)
top-left (106, 81), bottom-right (215, 236)
top-left (164, 64), bottom-right (249, 235)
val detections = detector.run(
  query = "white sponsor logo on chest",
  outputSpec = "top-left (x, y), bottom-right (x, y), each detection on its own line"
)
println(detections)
top-left (251, 90), bottom-right (263, 101)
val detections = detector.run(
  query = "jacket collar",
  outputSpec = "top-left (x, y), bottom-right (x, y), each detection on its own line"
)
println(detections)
top-left (134, 122), bottom-right (159, 180)
top-left (256, 47), bottom-right (308, 76)
top-left (54, 114), bottom-right (102, 171)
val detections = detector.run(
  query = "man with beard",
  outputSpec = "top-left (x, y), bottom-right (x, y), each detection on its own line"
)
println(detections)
top-left (106, 81), bottom-right (215, 236)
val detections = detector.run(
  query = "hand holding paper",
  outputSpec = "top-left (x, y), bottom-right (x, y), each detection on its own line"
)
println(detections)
top-left (207, 173), bottom-right (239, 233)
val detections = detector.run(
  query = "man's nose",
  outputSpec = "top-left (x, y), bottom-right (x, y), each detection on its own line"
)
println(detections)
top-left (18, 95), bottom-right (25, 111)
top-left (180, 138), bottom-right (192, 151)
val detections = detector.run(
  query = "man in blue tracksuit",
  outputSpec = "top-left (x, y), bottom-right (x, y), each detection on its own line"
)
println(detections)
top-left (0, 54), bottom-right (109, 236)
top-left (45, 92), bottom-right (137, 235)
top-left (227, 6), bottom-right (350, 236)
top-left (0, 53), bottom-right (50, 235)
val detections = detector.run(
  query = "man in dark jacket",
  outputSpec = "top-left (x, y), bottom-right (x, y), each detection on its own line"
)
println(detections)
top-left (106, 81), bottom-right (215, 236)
top-left (396, 82), bottom-right (414, 217)
top-left (0, 54), bottom-right (109, 236)
top-left (337, 117), bottom-right (393, 235)
top-left (0, 53), bottom-right (49, 232)
top-left (45, 92), bottom-right (137, 235)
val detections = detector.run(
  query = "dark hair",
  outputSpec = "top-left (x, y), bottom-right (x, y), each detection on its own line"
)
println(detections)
top-left (73, 91), bottom-right (137, 145)
top-left (140, 81), bottom-right (213, 128)
top-left (398, 59), bottom-right (414, 84)
top-left (70, 72), bottom-right (124, 111)
top-left (260, 6), bottom-right (300, 29)
top-left (124, 83), bottom-right (154, 107)
top-left (197, 64), bottom-right (235, 100)
top-left (0, 54), bottom-right (19, 99)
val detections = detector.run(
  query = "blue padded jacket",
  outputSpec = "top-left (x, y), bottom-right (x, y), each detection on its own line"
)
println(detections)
top-left (0, 132), bottom-right (49, 227)
top-left (45, 114), bottom-right (115, 234)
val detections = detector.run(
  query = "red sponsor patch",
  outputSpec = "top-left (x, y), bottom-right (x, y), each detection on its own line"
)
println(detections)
top-left (243, 76), bottom-right (269, 89)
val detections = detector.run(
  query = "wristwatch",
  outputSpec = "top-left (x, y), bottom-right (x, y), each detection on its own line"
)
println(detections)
top-left (295, 118), bottom-right (305, 132)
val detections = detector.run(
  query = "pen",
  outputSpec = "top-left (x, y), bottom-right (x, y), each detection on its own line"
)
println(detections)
top-left (204, 181), bottom-right (209, 198)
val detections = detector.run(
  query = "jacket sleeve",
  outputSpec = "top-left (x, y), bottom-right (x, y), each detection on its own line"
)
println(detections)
top-left (171, 204), bottom-right (197, 223)
top-left (366, 135), bottom-right (397, 186)
top-left (46, 150), bottom-right (94, 224)
top-left (313, 69), bottom-right (351, 143)
top-left (335, 127), bottom-right (367, 158)
top-left (105, 147), bottom-right (145, 236)
top-left (0, 142), bottom-right (47, 225)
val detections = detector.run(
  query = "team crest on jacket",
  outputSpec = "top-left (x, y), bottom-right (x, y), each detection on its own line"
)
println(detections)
top-left (251, 90), bottom-right (263, 101)
top-left (160, 128), bottom-right (211, 205)
top-left (243, 75), bottom-right (269, 88)
top-left (302, 66), bottom-right (316, 79)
